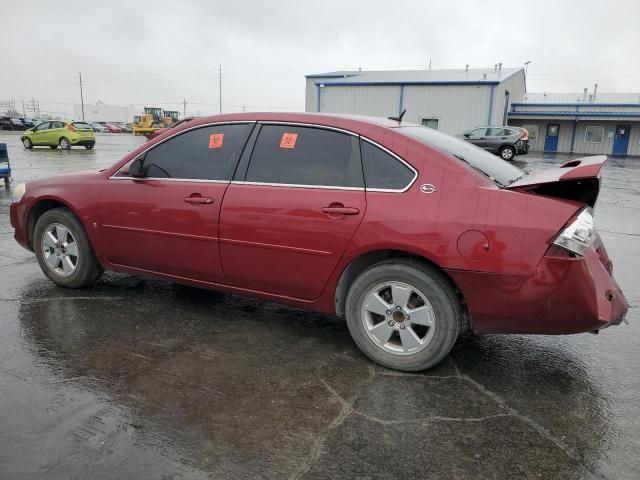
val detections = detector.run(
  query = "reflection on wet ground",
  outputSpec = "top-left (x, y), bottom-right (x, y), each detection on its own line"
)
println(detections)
top-left (1, 132), bottom-right (639, 479)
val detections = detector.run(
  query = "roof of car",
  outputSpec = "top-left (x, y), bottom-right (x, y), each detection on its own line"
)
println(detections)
top-left (188, 112), bottom-right (416, 130)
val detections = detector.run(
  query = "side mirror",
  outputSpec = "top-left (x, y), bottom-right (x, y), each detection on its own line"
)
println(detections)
top-left (463, 133), bottom-right (470, 138)
top-left (128, 157), bottom-right (146, 178)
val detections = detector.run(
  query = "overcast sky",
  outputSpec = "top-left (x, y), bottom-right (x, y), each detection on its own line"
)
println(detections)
top-left (1, 0), bottom-right (639, 117)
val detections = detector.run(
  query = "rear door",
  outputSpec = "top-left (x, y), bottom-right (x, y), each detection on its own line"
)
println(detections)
top-left (97, 122), bottom-right (254, 282)
top-left (219, 123), bottom-right (366, 300)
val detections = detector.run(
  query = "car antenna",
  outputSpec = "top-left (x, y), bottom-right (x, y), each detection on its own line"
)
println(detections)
top-left (388, 109), bottom-right (406, 123)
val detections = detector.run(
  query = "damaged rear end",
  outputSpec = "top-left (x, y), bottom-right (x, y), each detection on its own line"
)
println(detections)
top-left (506, 155), bottom-right (628, 333)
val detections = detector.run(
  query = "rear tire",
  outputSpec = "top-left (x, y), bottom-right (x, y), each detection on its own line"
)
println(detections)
top-left (499, 145), bottom-right (516, 161)
top-left (345, 259), bottom-right (462, 372)
top-left (33, 208), bottom-right (104, 289)
top-left (22, 137), bottom-right (33, 149)
top-left (59, 137), bottom-right (71, 150)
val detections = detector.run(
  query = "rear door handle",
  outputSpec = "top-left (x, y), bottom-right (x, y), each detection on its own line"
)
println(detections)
top-left (184, 196), bottom-right (214, 204)
top-left (321, 206), bottom-right (360, 215)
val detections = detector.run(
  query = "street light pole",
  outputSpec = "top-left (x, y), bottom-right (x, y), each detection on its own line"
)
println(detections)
top-left (79, 72), bottom-right (85, 121)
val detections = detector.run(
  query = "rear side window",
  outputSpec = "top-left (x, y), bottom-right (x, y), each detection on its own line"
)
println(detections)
top-left (245, 125), bottom-right (363, 188)
top-left (360, 140), bottom-right (415, 191)
top-left (142, 123), bottom-right (253, 180)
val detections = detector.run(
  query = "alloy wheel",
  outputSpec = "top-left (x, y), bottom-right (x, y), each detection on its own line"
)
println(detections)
top-left (360, 281), bottom-right (437, 355)
top-left (41, 223), bottom-right (79, 277)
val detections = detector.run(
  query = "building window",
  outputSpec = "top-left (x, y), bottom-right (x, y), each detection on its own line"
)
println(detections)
top-left (584, 126), bottom-right (604, 143)
top-left (522, 125), bottom-right (538, 141)
top-left (421, 118), bottom-right (439, 130)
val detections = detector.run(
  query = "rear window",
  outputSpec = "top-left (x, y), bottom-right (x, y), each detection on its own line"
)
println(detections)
top-left (398, 126), bottom-right (525, 186)
top-left (72, 122), bottom-right (93, 129)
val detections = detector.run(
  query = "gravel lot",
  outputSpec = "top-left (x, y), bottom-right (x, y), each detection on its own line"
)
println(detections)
top-left (0, 130), bottom-right (639, 479)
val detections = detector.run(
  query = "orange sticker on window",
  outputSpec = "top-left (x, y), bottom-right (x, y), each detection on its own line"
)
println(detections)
top-left (209, 133), bottom-right (224, 149)
top-left (280, 133), bottom-right (298, 149)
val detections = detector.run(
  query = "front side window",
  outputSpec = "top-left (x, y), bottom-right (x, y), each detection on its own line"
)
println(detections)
top-left (245, 125), bottom-right (363, 188)
top-left (584, 126), bottom-right (604, 143)
top-left (361, 140), bottom-right (415, 191)
top-left (35, 122), bottom-right (50, 131)
top-left (141, 123), bottom-right (253, 180)
top-left (465, 128), bottom-right (488, 139)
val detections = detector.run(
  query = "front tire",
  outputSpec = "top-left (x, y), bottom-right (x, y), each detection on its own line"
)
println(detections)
top-left (33, 208), bottom-right (103, 288)
top-left (345, 259), bottom-right (462, 371)
top-left (499, 145), bottom-right (516, 161)
top-left (59, 137), bottom-right (71, 150)
top-left (22, 137), bottom-right (33, 149)
top-left (85, 142), bottom-right (95, 150)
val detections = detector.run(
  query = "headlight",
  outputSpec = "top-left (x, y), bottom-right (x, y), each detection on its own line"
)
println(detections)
top-left (553, 208), bottom-right (595, 256)
top-left (12, 182), bottom-right (26, 203)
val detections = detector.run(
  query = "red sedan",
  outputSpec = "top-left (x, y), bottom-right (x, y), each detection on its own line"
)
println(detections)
top-left (9, 113), bottom-right (628, 371)
top-left (105, 123), bottom-right (122, 133)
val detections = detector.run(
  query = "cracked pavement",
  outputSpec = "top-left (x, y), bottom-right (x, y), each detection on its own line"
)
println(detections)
top-left (0, 131), bottom-right (639, 479)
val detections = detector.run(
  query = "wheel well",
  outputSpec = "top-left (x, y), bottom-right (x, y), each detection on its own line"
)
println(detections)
top-left (500, 144), bottom-right (515, 151)
top-left (334, 250), bottom-right (469, 327)
top-left (27, 200), bottom-right (69, 247)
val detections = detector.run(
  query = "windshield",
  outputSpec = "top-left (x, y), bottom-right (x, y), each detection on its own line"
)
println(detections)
top-left (397, 125), bottom-right (525, 186)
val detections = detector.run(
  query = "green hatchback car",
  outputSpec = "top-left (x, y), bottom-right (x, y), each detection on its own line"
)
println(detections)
top-left (21, 121), bottom-right (96, 150)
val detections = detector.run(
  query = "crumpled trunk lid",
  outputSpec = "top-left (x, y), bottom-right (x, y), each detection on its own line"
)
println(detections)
top-left (506, 155), bottom-right (606, 207)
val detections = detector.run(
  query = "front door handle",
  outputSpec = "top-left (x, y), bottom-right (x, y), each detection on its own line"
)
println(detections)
top-left (321, 205), bottom-right (360, 215)
top-left (184, 196), bottom-right (214, 204)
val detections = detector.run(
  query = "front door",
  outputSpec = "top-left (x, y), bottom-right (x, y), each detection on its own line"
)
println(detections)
top-left (219, 124), bottom-right (366, 300)
top-left (97, 122), bottom-right (254, 282)
top-left (30, 122), bottom-right (51, 145)
top-left (612, 125), bottom-right (630, 156)
top-left (544, 124), bottom-right (560, 152)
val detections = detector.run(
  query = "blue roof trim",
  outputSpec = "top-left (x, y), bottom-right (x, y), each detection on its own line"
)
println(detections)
top-left (508, 111), bottom-right (640, 118)
top-left (512, 102), bottom-right (640, 108)
top-left (315, 80), bottom-right (500, 87)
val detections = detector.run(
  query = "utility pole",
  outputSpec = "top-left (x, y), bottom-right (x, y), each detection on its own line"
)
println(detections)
top-left (22, 99), bottom-right (25, 117)
top-left (219, 64), bottom-right (222, 114)
top-left (183, 99), bottom-right (186, 118)
top-left (79, 72), bottom-right (85, 121)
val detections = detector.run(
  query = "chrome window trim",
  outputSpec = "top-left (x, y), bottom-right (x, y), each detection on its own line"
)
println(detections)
top-left (230, 180), bottom-right (364, 191)
top-left (360, 138), bottom-right (418, 193)
top-left (109, 119), bottom-right (418, 193)
top-left (109, 176), bottom-right (230, 184)
top-left (109, 120), bottom-right (256, 180)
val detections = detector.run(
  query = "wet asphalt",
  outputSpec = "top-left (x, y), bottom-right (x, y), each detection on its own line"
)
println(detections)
top-left (0, 130), bottom-right (638, 479)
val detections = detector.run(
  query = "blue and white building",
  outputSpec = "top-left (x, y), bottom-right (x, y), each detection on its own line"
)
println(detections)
top-left (305, 67), bottom-right (640, 156)
top-left (507, 93), bottom-right (640, 156)
top-left (305, 66), bottom-right (526, 136)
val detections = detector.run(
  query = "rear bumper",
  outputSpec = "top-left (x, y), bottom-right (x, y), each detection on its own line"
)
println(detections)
top-left (516, 140), bottom-right (529, 155)
top-left (447, 242), bottom-right (628, 335)
top-left (70, 137), bottom-right (95, 146)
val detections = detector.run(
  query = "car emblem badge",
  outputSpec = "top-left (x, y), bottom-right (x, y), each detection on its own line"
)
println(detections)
top-left (419, 183), bottom-right (437, 194)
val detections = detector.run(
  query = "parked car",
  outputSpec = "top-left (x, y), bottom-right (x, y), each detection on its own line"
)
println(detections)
top-left (144, 117), bottom-right (195, 141)
top-left (9, 113), bottom-right (628, 371)
top-left (9, 118), bottom-right (27, 131)
top-left (115, 123), bottom-right (132, 133)
top-left (88, 122), bottom-right (107, 133)
top-left (0, 117), bottom-right (12, 130)
top-left (21, 118), bottom-right (38, 128)
top-left (460, 126), bottom-right (528, 161)
top-left (21, 121), bottom-right (96, 150)
top-left (105, 123), bottom-right (123, 133)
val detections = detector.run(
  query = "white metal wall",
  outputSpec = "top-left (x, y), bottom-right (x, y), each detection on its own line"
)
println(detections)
top-left (401, 85), bottom-right (491, 134)
top-left (318, 85), bottom-right (401, 119)
top-left (491, 71), bottom-right (526, 126)
top-left (73, 104), bottom-right (136, 122)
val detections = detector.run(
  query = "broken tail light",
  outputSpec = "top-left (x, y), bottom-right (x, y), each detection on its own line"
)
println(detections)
top-left (552, 208), bottom-right (595, 257)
